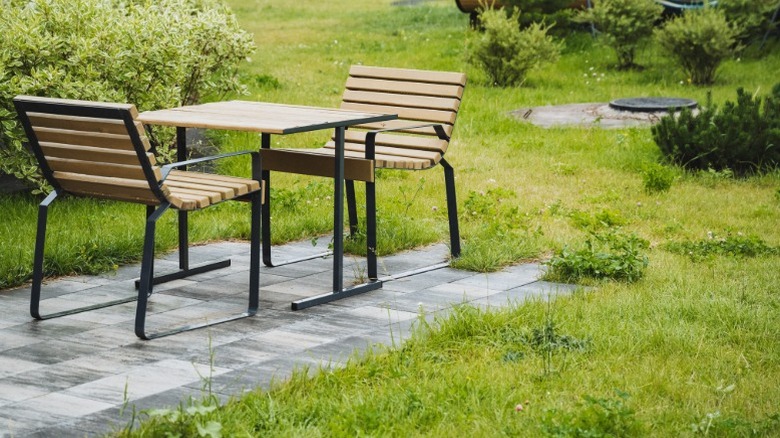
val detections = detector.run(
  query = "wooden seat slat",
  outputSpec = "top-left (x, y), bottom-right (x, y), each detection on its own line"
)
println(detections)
top-left (166, 171), bottom-right (259, 195)
top-left (46, 157), bottom-right (159, 181)
top-left (27, 113), bottom-right (143, 135)
top-left (260, 149), bottom-right (375, 182)
top-left (165, 185), bottom-right (223, 203)
top-left (349, 65), bottom-right (466, 86)
top-left (40, 142), bottom-right (156, 166)
top-left (345, 77), bottom-right (464, 99)
top-left (163, 179), bottom-right (236, 199)
top-left (351, 120), bottom-right (453, 137)
top-left (32, 126), bottom-right (141, 151)
top-left (331, 130), bottom-right (448, 153)
top-left (53, 171), bottom-right (162, 204)
top-left (342, 90), bottom-right (461, 112)
top-left (340, 102), bottom-right (456, 125)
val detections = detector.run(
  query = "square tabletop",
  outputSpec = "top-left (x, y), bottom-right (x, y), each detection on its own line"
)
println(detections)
top-left (137, 100), bottom-right (396, 134)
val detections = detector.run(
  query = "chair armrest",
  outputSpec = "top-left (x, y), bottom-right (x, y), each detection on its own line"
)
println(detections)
top-left (364, 123), bottom-right (449, 160)
top-left (160, 150), bottom-right (259, 180)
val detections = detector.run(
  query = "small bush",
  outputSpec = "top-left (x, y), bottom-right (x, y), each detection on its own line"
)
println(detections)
top-left (0, 0), bottom-right (255, 191)
top-left (468, 8), bottom-right (561, 87)
top-left (718, 0), bottom-right (778, 45)
top-left (575, 0), bottom-right (663, 69)
top-left (655, 7), bottom-right (739, 85)
top-left (545, 230), bottom-right (649, 283)
top-left (642, 163), bottom-right (676, 193)
top-left (504, 0), bottom-right (577, 33)
top-left (545, 230), bottom-right (649, 282)
top-left (651, 84), bottom-right (780, 175)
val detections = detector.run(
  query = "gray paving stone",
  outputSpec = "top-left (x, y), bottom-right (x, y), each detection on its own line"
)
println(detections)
top-left (0, 238), bottom-right (577, 436)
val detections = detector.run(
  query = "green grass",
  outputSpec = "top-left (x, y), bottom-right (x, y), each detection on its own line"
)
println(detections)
top-left (1, 0), bottom-right (780, 435)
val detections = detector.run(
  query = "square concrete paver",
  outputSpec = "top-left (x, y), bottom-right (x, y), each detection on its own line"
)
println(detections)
top-left (0, 240), bottom-right (574, 437)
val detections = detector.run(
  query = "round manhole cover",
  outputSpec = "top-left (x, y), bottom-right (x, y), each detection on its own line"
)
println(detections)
top-left (609, 97), bottom-right (697, 112)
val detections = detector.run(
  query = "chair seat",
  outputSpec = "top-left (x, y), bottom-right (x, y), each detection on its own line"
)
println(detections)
top-left (273, 146), bottom-right (438, 171)
top-left (164, 170), bottom-right (261, 210)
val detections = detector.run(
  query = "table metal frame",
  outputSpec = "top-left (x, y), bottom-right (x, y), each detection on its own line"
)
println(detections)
top-left (138, 101), bottom-right (396, 310)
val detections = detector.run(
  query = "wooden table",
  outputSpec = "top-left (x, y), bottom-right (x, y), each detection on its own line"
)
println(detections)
top-left (138, 101), bottom-right (397, 309)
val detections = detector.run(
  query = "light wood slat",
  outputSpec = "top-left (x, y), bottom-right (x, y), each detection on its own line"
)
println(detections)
top-left (342, 90), bottom-right (460, 112)
top-left (343, 149), bottom-right (432, 169)
top-left (162, 180), bottom-right (235, 199)
top-left (260, 149), bottom-right (375, 182)
top-left (345, 77), bottom-right (464, 99)
top-left (271, 147), bottom-right (435, 171)
top-left (340, 102), bottom-right (456, 125)
top-left (32, 127), bottom-right (141, 151)
top-left (166, 192), bottom-right (210, 210)
top-left (349, 65), bottom-right (466, 86)
top-left (46, 157), bottom-right (159, 180)
top-left (323, 142), bottom-right (441, 163)
top-left (350, 120), bottom-right (454, 137)
top-left (40, 142), bottom-right (155, 166)
top-left (27, 113), bottom-right (142, 135)
top-left (164, 185), bottom-right (222, 203)
top-left (166, 171), bottom-right (260, 195)
top-left (53, 172), bottom-right (161, 204)
top-left (337, 130), bottom-right (448, 152)
top-left (15, 96), bottom-right (139, 117)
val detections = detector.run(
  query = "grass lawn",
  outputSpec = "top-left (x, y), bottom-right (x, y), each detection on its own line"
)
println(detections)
top-left (1, 0), bottom-right (779, 435)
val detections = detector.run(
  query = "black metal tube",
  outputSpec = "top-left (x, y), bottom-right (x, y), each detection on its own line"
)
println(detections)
top-left (441, 158), bottom-right (461, 258)
top-left (30, 191), bottom-right (58, 319)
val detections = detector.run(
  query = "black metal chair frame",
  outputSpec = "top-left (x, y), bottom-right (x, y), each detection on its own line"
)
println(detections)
top-left (14, 97), bottom-right (262, 340)
top-left (343, 123), bottom-right (461, 281)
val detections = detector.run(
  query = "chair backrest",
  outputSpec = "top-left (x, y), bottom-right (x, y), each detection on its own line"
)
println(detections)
top-left (339, 65), bottom-right (466, 163)
top-left (13, 96), bottom-right (167, 205)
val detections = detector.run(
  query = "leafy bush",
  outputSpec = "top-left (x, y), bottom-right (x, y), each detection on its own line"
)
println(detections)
top-left (655, 7), bottom-right (739, 85)
top-left (504, 0), bottom-right (577, 33)
top-left (545, 230), bottom-right (649, 283)
top-left (0, 0), bottom-right (255, 191)
top-left (718, 0), bottom-right (778, 45)
top-left (651, 84), bottom-right (780, 175)
top-left (468, 8), bottom-right (561, 87)
top-left (665, 231), bottom-right (779, 261)
top-left (575, 0), bottom-right (663, 69)
top-left (641, 163), bottom-right (675, 193)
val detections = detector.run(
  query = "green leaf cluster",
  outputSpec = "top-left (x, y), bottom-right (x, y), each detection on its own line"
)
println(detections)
top-left (576, 0), bottom-right (663, 69)
top-left (655, 7), bottom-right (740, 85)
top-left (545, 230), bottom-right (650, 283)
top-left (503, 0), bottom-right (576, 33)
top-left (651, 84), bottom-right (780, 175)
top-left (468, 8), bottom-right (561, 87)
top-left (0, 0), bottom-right (255, 191)
top-left (718, 0), bottom-right (778, 44)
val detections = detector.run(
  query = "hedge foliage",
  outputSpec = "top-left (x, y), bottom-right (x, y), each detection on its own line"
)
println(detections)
top-left (469, 8), bottom-right (561, 87)
top-left (0, 0), bottom-right (255, 191)
top-left (652, 84), bottom-right (780, 175)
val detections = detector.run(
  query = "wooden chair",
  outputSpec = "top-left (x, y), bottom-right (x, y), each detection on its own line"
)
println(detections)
top-left (13, 96), bottom-right (263, 340)
top-left (260, 66), bottom-right (466, 280)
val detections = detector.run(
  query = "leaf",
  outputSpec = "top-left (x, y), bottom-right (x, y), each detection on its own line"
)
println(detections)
top-left (196, 421), bottom-right (223, 438)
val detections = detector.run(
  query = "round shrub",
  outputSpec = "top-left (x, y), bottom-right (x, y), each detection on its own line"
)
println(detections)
top-left (717, 0), bottom-right (778, 45)
top-left (0, 0), bottom-right (256, 191)
top-left (468, 8), bottom-right (561, 87)
top-left (651, 84), bottom-right (780, 175)
top-left (654, 7), bottom-right (739, 85)
top-left (576, 0), bottom-right (663, 70)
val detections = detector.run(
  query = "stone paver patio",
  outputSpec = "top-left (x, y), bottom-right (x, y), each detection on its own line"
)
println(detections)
top-left (0, 239), bottom-right (576, 437)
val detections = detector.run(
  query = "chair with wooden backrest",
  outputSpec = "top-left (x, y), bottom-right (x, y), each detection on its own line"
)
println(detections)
top-left (13, 96), bottom-right (263, 340)
top-left (260, 65), bottom-right (465, 280)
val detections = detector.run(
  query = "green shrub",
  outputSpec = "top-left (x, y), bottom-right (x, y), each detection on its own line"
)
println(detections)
top-left (665, 231), bottom-right (779, 261)
top-left (651, 84), bottom-right (780, 175)
top-left (641, 163), bottom-right (676, 193)
top-left (575, 0), bottom-right (663, 69)
top-left (468, 8), bottom-right (561, 87)
top-left (718, 0), bottom-right (778, 45)
top-left (0, 0), bottom-right (255, 191)
top-left (541, 391), bottom-right (643, 437)
top-left (655, 7), bottom-right (739, 85)
top-left (504, 0), bottom-right (577, 33)
top-left (544, 230), bottom-right (649, 283)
